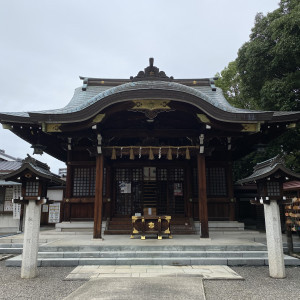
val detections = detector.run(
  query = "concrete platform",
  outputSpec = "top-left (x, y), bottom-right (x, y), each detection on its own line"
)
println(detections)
top-left (55, 220), bottom-right (245, 233)
top-left (1, 229), bottom-right (299, 267)
top-left (65, 265), bottom-right (244, 280)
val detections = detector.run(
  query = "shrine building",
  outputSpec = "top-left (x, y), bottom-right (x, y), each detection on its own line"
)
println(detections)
top-left (1, 58), bottom-right (299, 238)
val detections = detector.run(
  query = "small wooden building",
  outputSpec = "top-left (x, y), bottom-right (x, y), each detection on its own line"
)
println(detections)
top-left (0, 58), bottom-right (299, 238)
top-left (0, 150), bottom-right (22, 233)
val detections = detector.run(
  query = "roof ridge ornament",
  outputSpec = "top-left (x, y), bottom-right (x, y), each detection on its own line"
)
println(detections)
top-left (254, 155), bottom-right (284, 171)
top-left (130, 58), bottom-right (174, 82)
top-left (23, 154), bottom-right (50, 171)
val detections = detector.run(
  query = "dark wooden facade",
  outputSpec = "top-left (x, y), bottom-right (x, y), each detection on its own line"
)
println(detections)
top-left (0, 58), bottom-right (299, 238)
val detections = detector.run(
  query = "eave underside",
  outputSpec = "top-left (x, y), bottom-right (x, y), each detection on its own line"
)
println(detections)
top-left (1, 99), bottom-right (295, 162)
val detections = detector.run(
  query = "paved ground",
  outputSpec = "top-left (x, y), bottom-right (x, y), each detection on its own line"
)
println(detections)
top-left (64, 277), bottom-right (206, 300)
top-left (1, 230), bottom-right (299, 299)
top-left (66, 265), bottom-right (243, 280)
top-left (0, 229), bottom-right (275, 246)
top-left (0, 261), bottom-right (83, 300)
top-left (204, 266), bottom-right (300, 300)
top-left (1, 261), bottom-right (300, 300)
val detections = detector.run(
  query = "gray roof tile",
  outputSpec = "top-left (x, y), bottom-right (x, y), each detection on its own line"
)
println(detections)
top-left (0, 161), bottom-right (22, 172)
top-left (30, 81), bottom-right (264, 116)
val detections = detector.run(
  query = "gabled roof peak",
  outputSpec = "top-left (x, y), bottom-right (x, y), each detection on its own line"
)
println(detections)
top-left (23, 154), bottom-right (50, 171)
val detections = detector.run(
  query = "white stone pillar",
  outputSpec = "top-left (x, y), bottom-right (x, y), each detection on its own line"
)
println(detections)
top-left (264, 201), bottom-right (286, 278)
top-left (21, 200), bottom-right (42, 279)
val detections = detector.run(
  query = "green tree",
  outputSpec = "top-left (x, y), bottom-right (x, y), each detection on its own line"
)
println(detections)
top-left (216, 0), bottom-right (300, 179)
top-left (236, 0), bottom-right (300, 111)
top-left (215, 61), bottom-right (260, 109)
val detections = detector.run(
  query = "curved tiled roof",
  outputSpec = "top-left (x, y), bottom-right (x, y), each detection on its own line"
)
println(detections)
top-left (0, 79), bottom-right (299, 124)
top-left (35, 81), bottom-right (255, 115)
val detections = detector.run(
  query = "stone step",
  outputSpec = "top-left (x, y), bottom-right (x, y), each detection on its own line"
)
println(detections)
top-left (104, 230), bottom-right (132, 235)
top-left (0, 243), bottom-right (269, 251)
top-left (2, 246), bottom-right (299, 255)
top-left (1, 243), bottom-right (299, 254)
top-left (0, 248), bottom-right (23, 254)
top-left (36, 250), bottom-right (270, 259)
top-left (36, 245), bottom-right (269, 252)
top-left (106, 225), bottom-right (132, 229)
top-left (0, 244), bottom-right (269, 254)
top-left (6, 255), bottom-right (300, 267)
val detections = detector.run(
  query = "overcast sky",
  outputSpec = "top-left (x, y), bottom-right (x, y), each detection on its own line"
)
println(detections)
top-left (0, 0), bottom-right (280, 173)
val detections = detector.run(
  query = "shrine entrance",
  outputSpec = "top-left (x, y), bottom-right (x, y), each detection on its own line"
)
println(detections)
top-left (113, 165), bottom-right (186, 217)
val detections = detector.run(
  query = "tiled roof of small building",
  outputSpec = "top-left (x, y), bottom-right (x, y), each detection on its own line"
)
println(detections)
top-left (1, 155), bottom-right (64, 185)
top-left (283, 180), bottom-right (300, 191)
top-left (0, 161), bottom-right (22, 173)
top-left (237, 156), bottom-right (300, 184)
top-left (0, 179), bottom-right (20, 186)
top-left (0, 149), bottom-right (19, 161)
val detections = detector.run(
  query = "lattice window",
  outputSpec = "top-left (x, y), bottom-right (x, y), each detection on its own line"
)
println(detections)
top-left (206, 167), bottom-right (227, 196)
top-left (116, 168), bottom-right (131, 181)
top-left (267, 182), bottom-right (280, 196)
top-left (0, 187), bottom-right (5, 212)
top-left (157, 169), bottom-right (168, 181)
top-left (5, 187), bottom-right (13, 201)
top-left (169, 168), bottom-right (184, 181)
top-left (73, 167), bottom-right (96, 197)
top-left (25, 181), bottom-right (39, 196)
top-left (114, 168), bottom-right (143, 215)
top-left (133, 169), bottom-right (143, 181)
top-left (192, 168), bottom-right (198, 197)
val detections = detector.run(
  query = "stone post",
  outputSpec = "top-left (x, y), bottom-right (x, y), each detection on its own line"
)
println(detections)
top-left (264, 201), bottom-right (286, 279)
top-left (21, 200), bottom-right (42, 279)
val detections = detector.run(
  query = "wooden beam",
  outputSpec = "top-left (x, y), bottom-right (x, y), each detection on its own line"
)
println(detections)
top-left (94, 154), bottom-right (104, 238)
top-left (197, 154), bottom-right (209, 238)
top-left (103, 129), bottom-right (198, 138)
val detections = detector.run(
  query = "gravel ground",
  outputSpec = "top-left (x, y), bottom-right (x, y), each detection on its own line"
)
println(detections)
top-left (0, 261), bottom-right (84, 300)
top-left (204, 266), bottom-right (300, 300)
top-left (0, 261), bottom-right (299, 300)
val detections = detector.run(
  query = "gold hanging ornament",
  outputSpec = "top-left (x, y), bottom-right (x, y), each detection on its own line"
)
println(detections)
top-left (129, 147), bottom-right (134, 160)
top-left (111, 147), bottom-right (116, 160)
top-left (185, 147), bottom-right (190, 160)
top-left (167, 147), bottom-right (172, 160)
top-left (149, 147), bottom-right (154, 160)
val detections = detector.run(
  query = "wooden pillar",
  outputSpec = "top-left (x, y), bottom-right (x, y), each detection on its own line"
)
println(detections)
top-left (227, 160), bottom-right (235, 221)
top-left (185, 164), bottom-right (192, 218)
top-left (94, 154), bottom-right (104, 239)
top-left (64, 163), bottom-right (72, 221)
top-left (105, 165), bottom-right (112, 218)
top-left (197, 154), bottom-right (209, 238)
